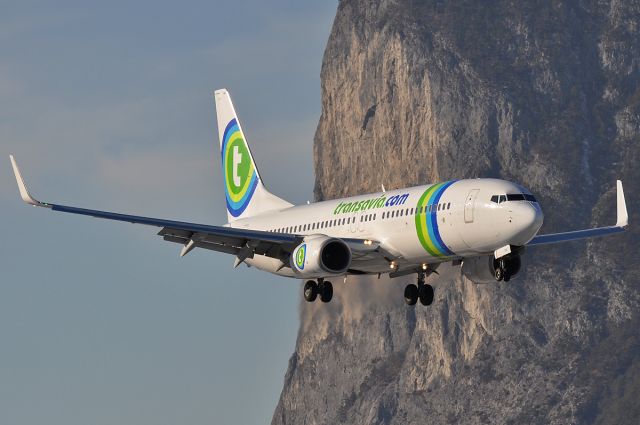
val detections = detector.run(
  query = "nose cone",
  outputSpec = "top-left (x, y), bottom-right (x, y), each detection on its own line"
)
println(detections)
top-left (511, 203), bottom-right (544, 245)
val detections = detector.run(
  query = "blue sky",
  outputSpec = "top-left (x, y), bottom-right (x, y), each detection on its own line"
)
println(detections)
top-left (0, 1), bottom-right (337, 424)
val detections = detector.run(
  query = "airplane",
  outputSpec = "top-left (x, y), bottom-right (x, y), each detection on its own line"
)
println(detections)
top-left (10, 89), bottom-right (629, 307)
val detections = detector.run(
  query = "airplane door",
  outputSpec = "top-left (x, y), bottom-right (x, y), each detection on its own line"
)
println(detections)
top-left (464, 189), bottom-right (480, 223)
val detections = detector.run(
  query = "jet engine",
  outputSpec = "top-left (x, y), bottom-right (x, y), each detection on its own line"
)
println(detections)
top-left (462, 254), bottom-right (522, 284)
top-left (290, 235), bottom-right (351, 277)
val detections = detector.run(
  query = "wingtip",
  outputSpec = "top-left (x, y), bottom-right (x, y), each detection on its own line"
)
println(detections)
top-left (9, 155), bottom-right (49, 208)
top-left (616, 180), bottom-right (628, 228)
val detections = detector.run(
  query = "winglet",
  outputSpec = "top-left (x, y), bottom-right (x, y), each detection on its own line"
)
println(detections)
top-left (616, 180), bottom-right (628, 227)
top-left (9, 155), bottom-right (50, 208)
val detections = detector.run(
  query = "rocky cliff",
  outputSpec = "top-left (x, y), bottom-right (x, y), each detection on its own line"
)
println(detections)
top-left (273, 1), bottom-right (640, 424)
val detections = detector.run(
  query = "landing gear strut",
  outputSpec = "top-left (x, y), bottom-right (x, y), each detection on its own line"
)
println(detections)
top-left (303, 279), bottom-right (333, 303)
top-left (404, 272), bottom-right (434, 306)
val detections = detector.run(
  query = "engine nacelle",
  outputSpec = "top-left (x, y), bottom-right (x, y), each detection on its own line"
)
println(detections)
top-left (291, 235), bottom-right (352, 278)
top-left (462, 254), bottom-right (522, 284)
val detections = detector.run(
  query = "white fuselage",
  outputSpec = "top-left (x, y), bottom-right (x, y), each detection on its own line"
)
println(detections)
top-left (232, 179), bottom-right (544, 278)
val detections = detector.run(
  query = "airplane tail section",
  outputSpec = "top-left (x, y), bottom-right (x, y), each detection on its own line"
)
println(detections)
top-left (214, 89), bottom-right (292, 222)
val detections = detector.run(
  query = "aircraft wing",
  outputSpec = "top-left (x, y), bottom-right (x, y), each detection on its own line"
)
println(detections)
top-left (526, 180), bottom-right (628, 246)
top-left (10, 155), bottom-right (381, 267)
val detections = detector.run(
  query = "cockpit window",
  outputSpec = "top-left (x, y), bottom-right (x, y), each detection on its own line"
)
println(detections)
top-left (506, 193), bottom-right (537, 202)
top-left (507, 194), bottom-right (526, 201)
top-left (490, 195), bottom-right (507, 203)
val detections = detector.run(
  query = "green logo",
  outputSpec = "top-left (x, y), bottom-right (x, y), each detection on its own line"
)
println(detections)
top-left (225, 137), bottom-right (253, 195)
top-left (222, 118), bottom-right (258, 217)
top-left (295, 244), bottom-right (306, 270)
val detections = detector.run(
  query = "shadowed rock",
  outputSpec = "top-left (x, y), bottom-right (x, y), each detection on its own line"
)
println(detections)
top-left (273, 1), bottom-right (640, 424)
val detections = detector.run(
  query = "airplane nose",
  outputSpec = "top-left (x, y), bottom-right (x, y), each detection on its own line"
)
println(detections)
top-left (512, 203), bottom-right (544, 245)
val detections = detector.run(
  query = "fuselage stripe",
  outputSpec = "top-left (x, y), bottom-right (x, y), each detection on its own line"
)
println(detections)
top-left (415, 180), bottom-right (457, 257)
top-left (429, 181), bottom-right (455, 256)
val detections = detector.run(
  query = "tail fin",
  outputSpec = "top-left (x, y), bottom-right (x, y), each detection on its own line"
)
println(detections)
top-left (214, 89), bottom-right (292, 222)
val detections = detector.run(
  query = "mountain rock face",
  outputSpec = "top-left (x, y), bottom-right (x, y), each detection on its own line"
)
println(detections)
top-left (273, 1), bottom-right (640, 424)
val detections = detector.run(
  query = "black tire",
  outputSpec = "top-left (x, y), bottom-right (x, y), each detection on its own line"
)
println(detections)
top-left (404, 284), bottom-right (418, 306)
top-left (304, 280), bottom-right (318, 302)
top-left (419, 284), bottom-right (434, 306)
top-left (505, 255), bottom-right (521, 277)
top-left (494, 267), bottom-right (504, 281)
top-left (320, 281), bottom-right (333, 303)
top-left (503, 272), bottom-right (511, 282)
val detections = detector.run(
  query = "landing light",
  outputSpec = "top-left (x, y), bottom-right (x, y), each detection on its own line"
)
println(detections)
top-left (421, 263), bottom-right (428, 270)
top-left (364, 239), bottom-right (373, 246)
top-left (389, 261), bottom-right (397, 270)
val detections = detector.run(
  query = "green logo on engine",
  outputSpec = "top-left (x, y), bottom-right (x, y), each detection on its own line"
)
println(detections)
top-left (295, 244), bottom-right (306, 270)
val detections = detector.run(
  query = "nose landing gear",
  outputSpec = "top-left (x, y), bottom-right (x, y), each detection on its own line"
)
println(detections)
top-left (303, 279), bottom-right (333, 303)
top-left (404, 272), bottom-right (434, 306)
top-left (493, 255), bottom-right (521, 282)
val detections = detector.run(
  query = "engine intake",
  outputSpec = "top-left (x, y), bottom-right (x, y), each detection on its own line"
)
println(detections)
top-left (291, 236), bottom-right (352, 277)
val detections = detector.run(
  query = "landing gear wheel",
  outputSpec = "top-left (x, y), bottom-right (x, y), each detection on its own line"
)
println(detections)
top-left (404, 284), bottom-right (418, 306)
top-left (503, 272), bottom-right (511, 282)
top-left (320, 281), bottom-right (333, 303)
top-left (494, 267), bottom-right (504, 282)
top-left (419, 284), bottom-right (434, 306)
top-left (303, 280), bottom-right (318, 302)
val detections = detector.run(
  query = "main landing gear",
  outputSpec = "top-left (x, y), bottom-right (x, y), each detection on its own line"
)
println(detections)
top-left (304, 278), bottom-right (333, 303)
top-left (404, 272), bottom-right (434, 306)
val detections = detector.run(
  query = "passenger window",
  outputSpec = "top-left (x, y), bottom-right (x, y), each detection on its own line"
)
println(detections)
top-left (448, 202), bottom-right (451, 209)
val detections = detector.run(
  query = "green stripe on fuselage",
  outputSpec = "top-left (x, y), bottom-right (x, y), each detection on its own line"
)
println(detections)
top-left (415, 183), bottom-right (443, 257)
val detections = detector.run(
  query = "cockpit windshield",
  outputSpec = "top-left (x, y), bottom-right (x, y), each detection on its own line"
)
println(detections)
top-left (491, 193), bottom-right (537, 204)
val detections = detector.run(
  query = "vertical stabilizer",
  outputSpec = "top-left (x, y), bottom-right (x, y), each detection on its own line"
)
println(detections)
top-left (214, 89), bottom-right (292, 222)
